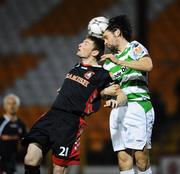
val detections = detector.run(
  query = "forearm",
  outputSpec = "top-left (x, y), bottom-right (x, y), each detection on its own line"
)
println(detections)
top-left (117, 57), bottom-right (153, 72)
top-left (116, 89), bottom-right (127, 106)
top-left (0, 135), bottom-right (19, 140)
top-left (100, 89), bottom-right (106, 97)
top-left (101, 84), bottom-right (119, 97)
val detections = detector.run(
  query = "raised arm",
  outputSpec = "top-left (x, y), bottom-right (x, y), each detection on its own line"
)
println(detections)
top-left (101, 54), bottom-right (153, 72)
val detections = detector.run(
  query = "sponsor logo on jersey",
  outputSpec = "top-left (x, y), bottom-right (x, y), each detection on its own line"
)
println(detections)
top-left (111, 66), bottom-right (126, 80)
top-left (66, 73), bottom-right (90, 87)
top-left (134, 45), bottom-right (144, 56)
top-left (84, 71), bottom-right (95, 80)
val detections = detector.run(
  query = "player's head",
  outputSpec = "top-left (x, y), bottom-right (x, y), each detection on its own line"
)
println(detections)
top-left (77, 35), bottom-right (105, 61)
top-left (3, 94), bottom-right (20, 115)
top-left (103, 15), bottom-right (132, 50)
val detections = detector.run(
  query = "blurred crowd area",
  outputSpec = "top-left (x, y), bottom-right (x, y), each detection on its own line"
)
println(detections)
top-left (0, 0), bottom-right (179, 173)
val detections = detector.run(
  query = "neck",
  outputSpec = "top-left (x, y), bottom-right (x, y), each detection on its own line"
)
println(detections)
top-left (5, 113), bottom-right (17, 121)
top-left (117, 38), bottom-right (129, 52)
top-left (81, 57), bottom-right (98, 66)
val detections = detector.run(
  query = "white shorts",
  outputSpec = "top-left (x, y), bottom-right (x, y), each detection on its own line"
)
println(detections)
top-left (110, 102), bottom-right (155, 151)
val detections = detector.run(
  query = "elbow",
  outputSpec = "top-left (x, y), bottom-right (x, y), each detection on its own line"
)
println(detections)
top-left (146, 64), bottom-right (153, 72)
top-left (143, 57), bottom-right (153, 72)
top-left (145, 60), bottom-right (153, 72)
top-left (147, 58), bottom-right (153, 72)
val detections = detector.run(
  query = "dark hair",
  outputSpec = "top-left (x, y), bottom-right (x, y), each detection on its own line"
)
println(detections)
top-left (106, 15), bottom-right (132, 41)
top-left (87, 35), bottom-right (105, 61)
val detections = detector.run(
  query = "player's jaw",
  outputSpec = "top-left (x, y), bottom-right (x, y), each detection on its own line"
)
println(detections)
top-left (76, 46), bottom-right (90, 59)
top-left (103, 30), bottom-right (118, 50)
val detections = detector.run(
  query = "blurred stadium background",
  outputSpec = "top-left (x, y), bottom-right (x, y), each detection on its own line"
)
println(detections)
top-left (0, 0), bottom-right (179, 173)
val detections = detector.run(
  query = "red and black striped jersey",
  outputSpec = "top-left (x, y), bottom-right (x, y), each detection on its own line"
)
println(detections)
top-left (52, 63), bottom-right (113, 116)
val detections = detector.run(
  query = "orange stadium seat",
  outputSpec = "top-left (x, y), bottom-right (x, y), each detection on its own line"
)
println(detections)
top-left (149, 0), bottom-right (180, 114)
top-left (23, 0), bottom-right (114, 36)
top-left (0, 54), bottom-right (42, 93)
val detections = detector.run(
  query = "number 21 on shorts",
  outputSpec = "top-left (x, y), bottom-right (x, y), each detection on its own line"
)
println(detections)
top-left (59, 146), bottom-right (69, 157)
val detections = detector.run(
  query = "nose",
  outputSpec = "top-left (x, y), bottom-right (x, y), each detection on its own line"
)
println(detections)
top-left (104, 40), bottom-right (108, 46)
top-left (79, 43), bottom-right (83, 48)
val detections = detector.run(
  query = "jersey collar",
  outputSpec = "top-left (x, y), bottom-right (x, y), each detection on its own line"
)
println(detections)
top-left (80, 63), bottom-right (102, 68)
top-left (3, 115), bottom-right (10, 121)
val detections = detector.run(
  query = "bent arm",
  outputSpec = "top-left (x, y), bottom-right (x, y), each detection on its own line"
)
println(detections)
top-left (116, 88), bottom-right (127, 106)
top-left (100, 84), bottom-right (119, 97)
top-left (104, 88), bottom-right (127, 108)
top-left (117, 56), bottom-right (153, 72)
top-left (101, 54), bottom-right (153, 72)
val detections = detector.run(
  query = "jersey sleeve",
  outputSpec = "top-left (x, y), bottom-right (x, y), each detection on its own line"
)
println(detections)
top-left (130, 41), bottom-right (149, 60)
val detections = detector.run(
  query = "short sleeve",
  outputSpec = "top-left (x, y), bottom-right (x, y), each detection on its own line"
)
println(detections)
top-left (129, 41), bottom-right (149, 60)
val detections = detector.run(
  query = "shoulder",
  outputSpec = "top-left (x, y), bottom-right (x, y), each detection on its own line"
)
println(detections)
top-left (130, 40), bottom-right (143, 49)
top-left (98, 67), bottom-right (112, 81)
top-left (68, 63), bottom-right (80, 72)
top-left (87, 66), bottom-right (110, 80)
top-left (129, 40), bottom-right (149, 59)
top-left (92, 66), bottom-right (109, 75)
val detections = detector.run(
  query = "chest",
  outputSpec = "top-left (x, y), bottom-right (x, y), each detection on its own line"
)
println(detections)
top-left (65, 67), bottom-right (103, 89)
top-left (104, 53), bottom-right (139, 81)
top-left (2, 122), bottom-right (22, 135)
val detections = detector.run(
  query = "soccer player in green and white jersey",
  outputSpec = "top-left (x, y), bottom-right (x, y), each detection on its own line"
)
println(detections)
top-left (101, 15), bottom-right (155, 174)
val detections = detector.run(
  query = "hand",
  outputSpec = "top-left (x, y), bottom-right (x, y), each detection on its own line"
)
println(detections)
top-left (101, 54), bottom-right (119, 64)
top-left (104, 99), bottom-right (119, 108)
top-left (103, 84), bottom-right (120, 96)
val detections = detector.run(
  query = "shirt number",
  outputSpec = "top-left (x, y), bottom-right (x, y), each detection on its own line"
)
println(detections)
top-left (59, 146), bottom-right (69, 157)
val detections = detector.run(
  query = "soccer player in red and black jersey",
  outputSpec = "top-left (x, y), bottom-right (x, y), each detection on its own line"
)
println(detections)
top-left (22, 36), bottom-right (127, 174)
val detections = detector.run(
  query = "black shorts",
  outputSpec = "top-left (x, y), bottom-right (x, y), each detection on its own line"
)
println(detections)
top-left (22, 109), bottom-right (86, 166)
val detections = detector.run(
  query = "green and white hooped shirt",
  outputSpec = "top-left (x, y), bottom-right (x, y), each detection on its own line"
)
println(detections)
top-left (103, 41), bottom-right (152, 112)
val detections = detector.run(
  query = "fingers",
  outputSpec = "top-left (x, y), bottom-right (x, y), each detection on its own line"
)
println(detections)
top-left (104, 100), bottom-right (111, 107)
top-left (104, 100), bottom-right (109, 107)
top-left (100, 54), bottom-right (113, 61)
top-left (100, 55), bottom-right (108, 61)
top-left (111, 101), bottom-right (118, 108)
top-left (104, 99), bottom-right (119, 108)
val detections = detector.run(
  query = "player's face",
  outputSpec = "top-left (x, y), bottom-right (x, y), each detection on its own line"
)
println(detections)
top-left (4, 97), bottom-right (19, 115)
top-left (103, 30), bottom-right (119, 50)
top-left (77, 39), bottom-right (95, 59)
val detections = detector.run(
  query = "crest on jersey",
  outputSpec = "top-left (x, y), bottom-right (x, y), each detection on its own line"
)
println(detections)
top-left (133, 44), bottom-right (144, 56)
top-left (84, 71), bottom-right (95, 80)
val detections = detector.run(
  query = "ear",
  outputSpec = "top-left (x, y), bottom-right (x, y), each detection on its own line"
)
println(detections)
top-left (92, 50), bottom-right (99, 57)
top-left (114, 29), bottom-right (121, 37)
